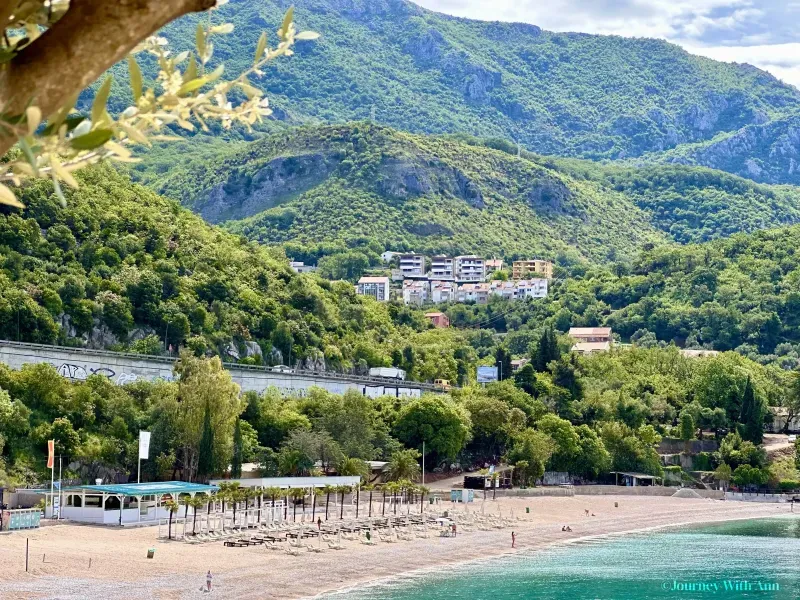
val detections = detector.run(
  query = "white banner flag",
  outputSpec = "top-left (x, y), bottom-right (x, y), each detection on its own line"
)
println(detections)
top-left (138, 431), bottom-right (151, 460)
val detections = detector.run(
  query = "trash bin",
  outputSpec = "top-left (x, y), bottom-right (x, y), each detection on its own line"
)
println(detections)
top-left (614, 502), bottom-right (618, 508)
top-left (147, 548), bottom-right (155, 559)
top-left (526, 507), bottom-right (530, 514)
top-left (429, 498), bottom-right (434, 504)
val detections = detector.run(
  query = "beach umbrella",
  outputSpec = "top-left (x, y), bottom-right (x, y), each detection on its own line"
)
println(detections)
top-left (318, 530), bottom-right (322, 550)
top-left (338, 529), bottom-right (342, 547)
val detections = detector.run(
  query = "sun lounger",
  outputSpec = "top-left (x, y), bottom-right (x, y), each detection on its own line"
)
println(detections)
top-left (224, 540), bottom-right (249, 547)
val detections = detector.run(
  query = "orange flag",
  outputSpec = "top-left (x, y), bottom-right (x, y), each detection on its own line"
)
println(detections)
top-left (47, 440), bottom-right (54, 469)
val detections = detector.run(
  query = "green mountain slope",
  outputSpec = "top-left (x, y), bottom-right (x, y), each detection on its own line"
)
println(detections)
top-left (100, 0), bottom-right (800, 178)
top-left (131, 124), bottom-right (800, 260)
top-left (133, 124), bottom-right (670, 263)
top-left (646, 113), bottom-right (800, 185)
top-left (0, 165), bottom-right (472, 380)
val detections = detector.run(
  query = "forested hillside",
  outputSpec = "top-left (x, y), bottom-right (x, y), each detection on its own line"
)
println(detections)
top-left (0, 165), bottom-right (475, 381)
top-left (131, 124), bottom-right (800, 263)
top-left (96, 0), bottom-right (800, 182)
top-left (649, 113), bottom-right (800, 186)
top-left (448, 224), bottom-right (800, 371)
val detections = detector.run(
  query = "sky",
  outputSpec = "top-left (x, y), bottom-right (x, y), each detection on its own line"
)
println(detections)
top-left (412, 0), bottom-right (800, 88)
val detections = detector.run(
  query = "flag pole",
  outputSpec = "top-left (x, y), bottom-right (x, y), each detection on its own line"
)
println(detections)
top-left (58, 456), bottom-right (62, 521)
top-left (50, 458), bottom-right (54, 520)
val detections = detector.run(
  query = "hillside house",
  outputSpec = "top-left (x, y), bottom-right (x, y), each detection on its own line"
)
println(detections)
top-left (424, 312), bottom-right (450, 328)
top-left (356, 276), bottom-right (391, 302)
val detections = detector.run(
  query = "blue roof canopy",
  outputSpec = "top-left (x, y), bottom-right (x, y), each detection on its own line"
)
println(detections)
top-left (55, 481), bottom-right (218, 496)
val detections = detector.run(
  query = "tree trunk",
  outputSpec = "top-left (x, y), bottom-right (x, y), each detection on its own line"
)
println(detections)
top-left (312, 493), bottom-right (316, 521)
top-left (340, 492), bottom-right (345, 520)
top-left (0, 0), bottom-right (218, 157)
top-left (168, 512), bottom-right (173, 540)
top-left (355, 488), bottom-right (359, 518)
top-left (382, 490), bottom-right (386, 516)
top-left (326, 491), bottom-right (330, 520)
top-left (368, 491), bottom-right (373, 517)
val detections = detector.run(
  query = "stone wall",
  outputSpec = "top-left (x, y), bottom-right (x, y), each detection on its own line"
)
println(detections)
top-left (0, 340), bottom-right (431, 398)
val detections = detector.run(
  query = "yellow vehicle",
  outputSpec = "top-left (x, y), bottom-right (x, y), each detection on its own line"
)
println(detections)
top-left (434, 379), bottom-right (451, 391)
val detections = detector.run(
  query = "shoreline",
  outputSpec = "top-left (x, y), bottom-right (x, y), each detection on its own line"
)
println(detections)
top-left (0, 495), bottom-right (790, 599)
top-left (308, 509), bottom-right (792, 599)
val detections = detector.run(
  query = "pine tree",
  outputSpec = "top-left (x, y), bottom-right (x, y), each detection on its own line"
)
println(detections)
top-left (197, 402), bottom-right (215, 481)
top-left (739, 376), bottom-right (763, 445)
top-left (231, 418), bottom-right (243, 479)
top-left (533, 325), bottom-right (560, 372)
top-left (494, 346), bottom-right (512, 381)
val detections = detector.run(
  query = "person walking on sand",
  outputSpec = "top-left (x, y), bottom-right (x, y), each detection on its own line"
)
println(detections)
top-left (511, 531), bottom-right (516, 548)
top-left (206, 570), bottom-right (213, 592)
top-left (317, 517), bottom-right (322, 530)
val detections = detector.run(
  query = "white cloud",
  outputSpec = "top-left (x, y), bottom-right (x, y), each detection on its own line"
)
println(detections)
top-left (684, 43), bottom-right (800, 88)
top-left (412, 0), bottom-right (756, 39)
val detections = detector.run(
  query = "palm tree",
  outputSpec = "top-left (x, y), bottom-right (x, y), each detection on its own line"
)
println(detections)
top-left (490, 472), bottom-right (499, 500)
top-left (181, 495), bottom-right (191, 520)
top-left (322, 485), bottom-right (335, 521)
top-left (417, 485), bottom-right (430, 513)
top-left (226, 483), bottom-right (242, 526)
top-left (385, 482), bottom-right (400, 515)
top-left (189, 495), bottom-right (206, 535)
top-left (362, 483), bottom-right (375, 517)
top-left (289, 488), bottom-right (306, 522)
top-left (165, 499), bottom-right (180, 540)
top-left (387, 449), bottom-right (421, 482)
top-left (264, 486), bottom-right (281, 522)
top-left (381, 484), bottom-right (387, 516)
top-left (311, 488), bottom-right (323, 522)
top-left (336, 485), bottom-right (351, 520)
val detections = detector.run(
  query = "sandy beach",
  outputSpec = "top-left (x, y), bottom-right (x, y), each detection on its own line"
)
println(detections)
top-left (0, 495), bottom-right (789, 600)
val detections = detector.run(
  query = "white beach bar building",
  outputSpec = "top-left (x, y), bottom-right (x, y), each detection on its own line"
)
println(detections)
top-left (43, 481), bottom-right (218, 526)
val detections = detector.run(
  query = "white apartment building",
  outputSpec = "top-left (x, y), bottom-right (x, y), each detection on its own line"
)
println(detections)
top-left (430, 280), bottom-right (456, 303)
top-left (356, 276), bottom-right (391, 302)
top-left (381, 251), bottom-right (401, 263)
top-left (289, 261), bottom-right (317, 274)
top-left (489, 280), bottom-right (517, 300)
top-left (517, 278), bottom-right (549, 299)
top-left (456, 282), bottom-right (490, 304)
top-left (455, 255), bottom-right (486, 283)
top-left (430, 256), bottom-right (455, 280)
top-left (402, 280), bottom-right (430, 306)
top-left (399, 254), bottom-right (426, 278)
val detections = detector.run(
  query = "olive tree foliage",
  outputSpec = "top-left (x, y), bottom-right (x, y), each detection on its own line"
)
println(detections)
top-left (0, 1), bottom-right (317, 206)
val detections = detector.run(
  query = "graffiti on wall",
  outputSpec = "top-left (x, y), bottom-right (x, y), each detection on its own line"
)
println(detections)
top-left (52, 362), bottom-right (174, 385)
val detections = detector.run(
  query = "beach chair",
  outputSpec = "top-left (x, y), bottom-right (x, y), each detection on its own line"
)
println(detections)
top-left (284, 546), bottom-right (302, 556)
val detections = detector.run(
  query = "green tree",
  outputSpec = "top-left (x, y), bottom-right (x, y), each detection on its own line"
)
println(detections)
top-left (494, 346), bottom-right (512, 381)
top-left (231, 418), bottom-right (243, 479)
top-left (739, 376), bottom-right (763, 444)
top-left (393, 395), bottom-right (471, 464)
top-left (713, 463), bottom-right (732, 490)
top-left (387, 448), bottom-right (422, 482)
top-left (535, 414), bottom-right (580, 473)
top-left (533, 326), bottom-right (560, 372)
top-left (172, 353), bottom-right (243, 481)
top-left (679, 411), bottom-right (695, 454)
top-left (197, 402), bottom-right (214, 482)
top-left (506, 428), bottom-right (555, 484)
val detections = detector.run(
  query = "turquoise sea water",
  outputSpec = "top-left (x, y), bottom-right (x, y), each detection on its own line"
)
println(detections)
top-left (325, 518), bottom-right (800, 599)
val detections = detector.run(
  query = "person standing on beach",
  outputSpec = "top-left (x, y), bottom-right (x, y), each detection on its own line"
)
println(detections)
top-left (317, 517), bottom-right (322, 530)
top-left (206, 570), bottom-right (213, 592)
top-left (511, 531), bottom-right (516, 548)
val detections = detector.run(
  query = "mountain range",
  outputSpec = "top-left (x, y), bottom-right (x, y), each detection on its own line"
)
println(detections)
top-left (99, 0), bottom-right (800, 186)
top-left (130, 124), bottom-right (800, 262)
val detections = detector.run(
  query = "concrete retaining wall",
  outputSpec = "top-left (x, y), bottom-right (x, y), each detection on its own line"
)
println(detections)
top-left (0, 340), bottom-right (435, 398)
